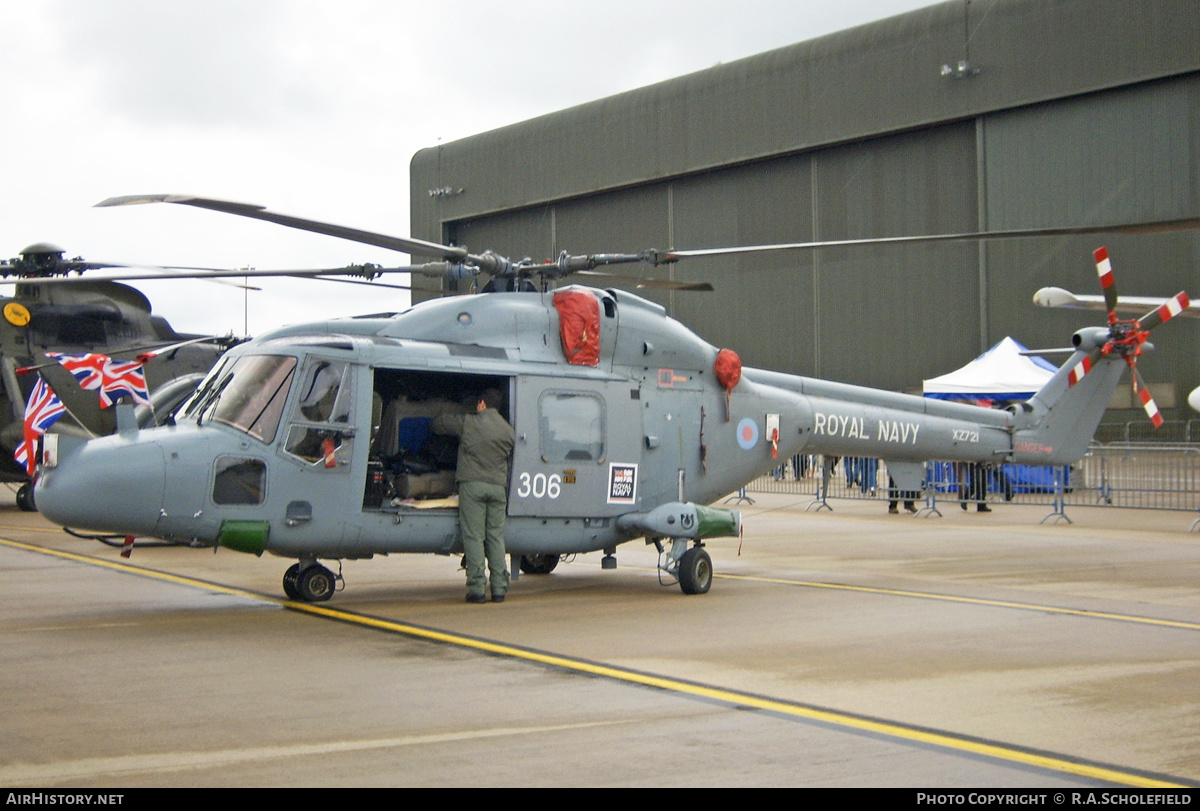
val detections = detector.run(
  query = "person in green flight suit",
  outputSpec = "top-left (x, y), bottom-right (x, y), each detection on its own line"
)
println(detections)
top-left (431, 388), bottom-right (515, 603)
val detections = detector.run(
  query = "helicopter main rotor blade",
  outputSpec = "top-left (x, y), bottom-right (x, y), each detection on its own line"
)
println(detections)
top-left (308, 275), bottom-right (425, 292)
top-left (149, 265), bottom-right (262, 291)
top-left (14, 263), bottom-right (447, 285)
top-left (0, 260), bottom-right (263, 290)
top-left (570, 270), bottom-right (714, 291)
top-left (662, 216), bottom-right (1200, 261)
top-left (96, 195), bottom-right (469, 263)
top-left (1032, 286), bottom-right (1200, 318)
top-left (94, 195), bottom-right (1200, 294)
top-left (16, 335), bottom-right (243, 375)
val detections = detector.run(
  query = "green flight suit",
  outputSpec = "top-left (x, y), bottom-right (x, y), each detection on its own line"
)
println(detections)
top-left (431, 407), bottom-right (515, 598)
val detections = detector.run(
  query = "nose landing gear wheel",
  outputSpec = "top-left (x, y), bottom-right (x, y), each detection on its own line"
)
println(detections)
top-left (678, 546), bottom-right (712, 595)
top-left (15, 483), bottom-right (35, 512)
top-left (284, 563), bottom-right (338, 602)
top-left (298, 564), bottom-right (337, 602)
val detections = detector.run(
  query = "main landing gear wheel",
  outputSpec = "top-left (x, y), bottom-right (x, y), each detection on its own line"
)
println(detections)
top-left (678, 547), bottom-right (712, 595)
top-left (519, 554), bottom-right (559, 575)
top-left (283, 563), bottom-right (337, 602)
top-left (15, 483), bottom-right (35, 512)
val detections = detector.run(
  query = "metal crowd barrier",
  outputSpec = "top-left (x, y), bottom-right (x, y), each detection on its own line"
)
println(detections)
top-left (1095, 419), bottom-right (1200, 444)
top-left (746, 443), bottom-right (1200, 522)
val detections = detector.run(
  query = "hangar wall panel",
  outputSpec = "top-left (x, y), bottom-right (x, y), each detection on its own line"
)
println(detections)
top-left (449, 207), bottom-right (555, 270)
top-left (669, 157), bottom-right (815, 380)
top-left (409, 0), bottom-right (1200, 414)
top-left (983, 77), bottom-right (1200, 230)
top-left (412, 0), bottom-right (1200, 226)
top-left (554, 187), bottom-right (671, 258)
top-left (978, 75), bottom-right (1200, 404)
top-left (799, 125), bottom-right (978, 389)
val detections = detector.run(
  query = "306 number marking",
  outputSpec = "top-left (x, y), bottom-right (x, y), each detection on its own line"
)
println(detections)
top-left (516, 472), bottom-right (561, 499)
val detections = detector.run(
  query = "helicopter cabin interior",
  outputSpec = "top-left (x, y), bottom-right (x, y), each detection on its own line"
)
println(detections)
top-left (364, 368), bottom-right (510, 511)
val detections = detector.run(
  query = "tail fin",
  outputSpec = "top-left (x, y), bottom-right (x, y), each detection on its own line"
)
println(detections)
top-left (1013, 339), bottom-right (1126, 464)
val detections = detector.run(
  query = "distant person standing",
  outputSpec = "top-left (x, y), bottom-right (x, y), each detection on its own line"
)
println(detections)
top-left (432, 388), bottom-right (515, 603)
top-left (887, 476), bottom-right (919, 514)
top-left (960, 462), bottom-right (991, 512)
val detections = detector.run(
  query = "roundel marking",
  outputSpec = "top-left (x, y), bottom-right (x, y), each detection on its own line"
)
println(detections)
top-left (736, 417), bottom-right (759, 450)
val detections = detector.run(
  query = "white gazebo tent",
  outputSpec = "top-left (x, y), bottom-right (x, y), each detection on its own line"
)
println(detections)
top-left (923, 337), bottom-right (1057, 403)
top-left (923, 337), bottom-right (1062, 494)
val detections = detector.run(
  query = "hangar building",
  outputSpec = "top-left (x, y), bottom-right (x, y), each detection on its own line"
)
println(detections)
top-left (409, 0), bottom-right (1200, 420)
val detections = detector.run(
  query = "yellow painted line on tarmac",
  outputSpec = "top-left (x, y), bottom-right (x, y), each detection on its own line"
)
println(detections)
top-left (1, 536), bottom-right (1188, 788)
top-left (0, 536), bottom-right (270, 602)
top-left (577, 559), bottom-right (1200, 632)
top-left (0, 522), bottom-right (74, 534)
top-left (286, 601), bottom-right (1191, 788)
top-left (713, 571), bottom-right (1200, 632)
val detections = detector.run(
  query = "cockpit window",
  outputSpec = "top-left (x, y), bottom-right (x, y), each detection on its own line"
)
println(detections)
top-left (296, 360), bottom-right (351, 423)
top-left (180, 357), bottom-right (232, 419)
top-left (204, 355), bottom-right (297, 443)
top-left (283, 360), bottom-right (354, 468)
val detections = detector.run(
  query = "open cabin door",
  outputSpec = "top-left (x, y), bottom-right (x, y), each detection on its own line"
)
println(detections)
top-left (509, 375), bottom-right (643, 518)
top-left (266, 356), bottom-right (363, 541)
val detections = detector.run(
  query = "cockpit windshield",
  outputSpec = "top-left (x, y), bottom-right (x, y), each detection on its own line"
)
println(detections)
top-left (187, 355), bottom-right (297, 443)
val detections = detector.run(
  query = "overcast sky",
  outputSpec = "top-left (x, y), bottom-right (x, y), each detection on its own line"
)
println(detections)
top-left (1, 0), bottom-right (937, 337)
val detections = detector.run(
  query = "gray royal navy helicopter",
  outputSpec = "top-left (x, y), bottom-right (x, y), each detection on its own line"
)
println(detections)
top-left (27, 195), bottom-right (1197, 601)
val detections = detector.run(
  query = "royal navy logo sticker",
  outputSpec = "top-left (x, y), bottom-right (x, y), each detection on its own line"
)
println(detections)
top-left (607, 463), bottom-right (638, 505)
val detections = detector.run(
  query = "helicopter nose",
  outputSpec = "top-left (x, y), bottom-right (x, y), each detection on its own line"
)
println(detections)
top-left (35, 434), bottom-right (166, 536)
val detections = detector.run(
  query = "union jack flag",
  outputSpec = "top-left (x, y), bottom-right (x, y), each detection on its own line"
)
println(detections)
top-left (46, 352), bottom-right (106, 390)
top-left (14, 378), bottom-right (66, 477)
top-left (47, 352), bottom-right (150, 408)
top-left (98, 359), bottom-right (150, 408)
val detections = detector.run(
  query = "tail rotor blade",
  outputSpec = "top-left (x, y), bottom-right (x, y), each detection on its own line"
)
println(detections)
top-left (1067, 348), bottom-right (1102, 387)
top-left (1138, 291), bottom-right (1190, 332)
top-left (1130, 366), bottom-right (1163, 427)
top-left (1138, 387), bottom-right (1163, 427)
top-left (1093, 247), bottom-right (1119, 325)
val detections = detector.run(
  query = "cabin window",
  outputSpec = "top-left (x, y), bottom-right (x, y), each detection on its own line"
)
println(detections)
top-left (538, 391), bottom-right (604, 462)
top-left (284, 425), bottom-right (350, 466)
top-left (212, 457), bottom-right (266, 505)
top-left (208, 355), bottom-right (297, 443)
